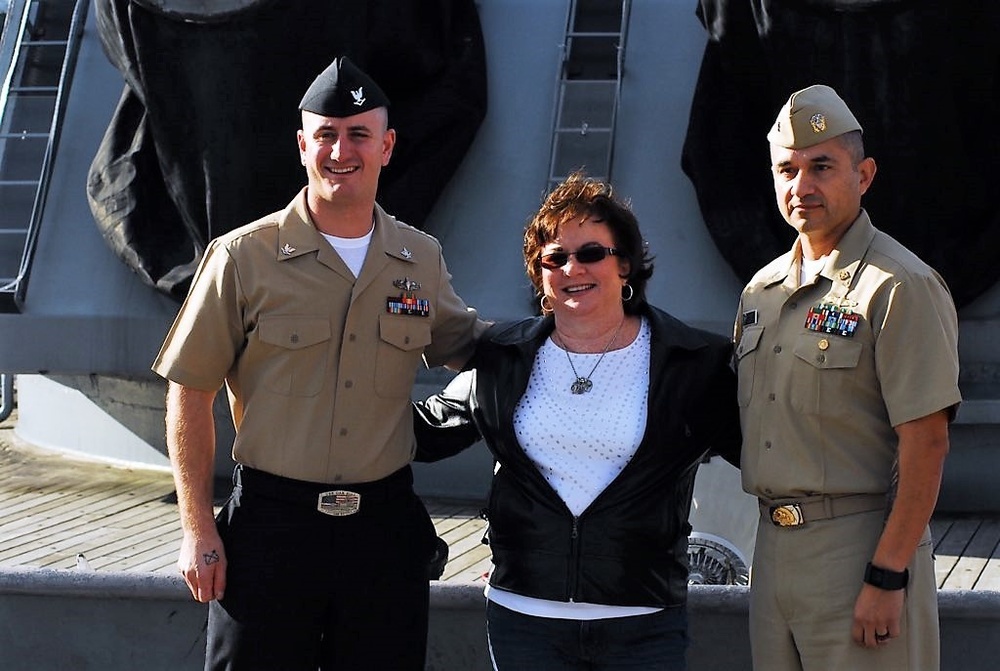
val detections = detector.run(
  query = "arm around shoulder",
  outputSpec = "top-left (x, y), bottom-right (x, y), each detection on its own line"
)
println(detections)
top-left (412, 369), bottom-right (482, 462)
top-left (702, 336), bottom-right (743, 468)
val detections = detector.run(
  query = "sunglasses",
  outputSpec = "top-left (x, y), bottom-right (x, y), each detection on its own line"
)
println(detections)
top-left (539, 246), bottom-right (620, 270)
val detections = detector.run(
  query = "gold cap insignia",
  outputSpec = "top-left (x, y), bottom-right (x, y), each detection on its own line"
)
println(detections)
top-left (809, 113), bottom-right (826, 133)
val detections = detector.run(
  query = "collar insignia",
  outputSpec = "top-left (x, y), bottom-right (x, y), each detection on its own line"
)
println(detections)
top-left (400, 247), bottom-right (413, 260)
top-left (280, 243), bottom-right (296, 256)
top-left (351, 86), bottom-right (365, 106)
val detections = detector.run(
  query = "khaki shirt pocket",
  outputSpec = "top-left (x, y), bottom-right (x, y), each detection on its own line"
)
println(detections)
top-left (376, 314), bottom-right (433, 398)
top-left (256, 316), bottom-right (331, 397)
top-left (735, 326), bottom-right (764, 407)
top-left (791, 333), bottom-right (863, 414)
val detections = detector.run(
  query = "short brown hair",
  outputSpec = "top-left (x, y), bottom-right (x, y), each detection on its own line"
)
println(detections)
top-left (523, 172), bottom-right (653, 314)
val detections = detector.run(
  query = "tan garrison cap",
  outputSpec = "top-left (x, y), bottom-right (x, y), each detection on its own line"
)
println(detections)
top-left (767, 84), bottom-right (862, 149)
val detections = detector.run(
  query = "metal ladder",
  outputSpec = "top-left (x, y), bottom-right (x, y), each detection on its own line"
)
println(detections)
top-left (0, 0), bottom-right (88, 312)
top-left (544, 0), bottom-right (631, 194)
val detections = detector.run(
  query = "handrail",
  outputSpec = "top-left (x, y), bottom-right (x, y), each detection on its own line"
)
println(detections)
top-left (12, 0), bottom-right (90, 308)
top-left (0, 0), bottom-right (90, 307)
top-left (0, 373), bottom-right (12, 422)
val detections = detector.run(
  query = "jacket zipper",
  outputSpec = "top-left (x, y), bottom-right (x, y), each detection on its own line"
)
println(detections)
top-left (568, 515), bottom-right (581, 601)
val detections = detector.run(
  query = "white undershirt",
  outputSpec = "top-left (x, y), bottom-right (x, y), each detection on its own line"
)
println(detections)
top-left (800, 254), bottom-right (827, 285)
top-left (487, 318), bottom-right (659, 620)
top-left (321, 224), bottom-right (374, 278)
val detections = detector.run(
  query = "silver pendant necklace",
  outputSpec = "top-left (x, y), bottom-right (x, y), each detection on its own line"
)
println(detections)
top-left (555, 315), bottom-right (626, 394)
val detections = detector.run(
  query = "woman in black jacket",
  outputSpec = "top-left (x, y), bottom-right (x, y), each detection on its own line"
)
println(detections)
top-left (414, 172), bottom-right (741, 670)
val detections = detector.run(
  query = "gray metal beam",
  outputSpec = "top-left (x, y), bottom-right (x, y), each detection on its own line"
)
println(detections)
top-left (3, 567), bottom-right (999, 671)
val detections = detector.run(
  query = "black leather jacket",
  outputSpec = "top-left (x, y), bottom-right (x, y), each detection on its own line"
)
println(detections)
top-left (414, 305), bottom-right (741, 607)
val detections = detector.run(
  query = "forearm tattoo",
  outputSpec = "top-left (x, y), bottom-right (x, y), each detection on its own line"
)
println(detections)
top-left (203, 549), bottom-right (220, 565)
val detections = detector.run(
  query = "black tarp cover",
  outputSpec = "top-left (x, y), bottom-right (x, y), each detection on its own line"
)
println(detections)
top-left (88, 0), bottom-right (487, 300)
top-left (682, 0), bottom-right (1000, 308)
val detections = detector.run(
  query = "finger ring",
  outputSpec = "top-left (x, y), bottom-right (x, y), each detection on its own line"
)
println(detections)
top-left (875, 632), bottom-right (889, 642)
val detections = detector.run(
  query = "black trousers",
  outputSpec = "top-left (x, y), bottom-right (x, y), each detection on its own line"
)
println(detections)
top-left (205, 466), bottom-right (437, 671)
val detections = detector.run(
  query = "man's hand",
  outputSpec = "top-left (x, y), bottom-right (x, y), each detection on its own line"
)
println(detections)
top-left (851, 583), bottom-right (904, 648)
top-left (178, 527), bottom-right (227, 603)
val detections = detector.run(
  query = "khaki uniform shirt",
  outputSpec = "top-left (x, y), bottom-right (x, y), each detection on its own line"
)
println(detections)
top-left (153, 189), bottom-right (481, 484)
top-left (735, 211), bottom-right (961, 500)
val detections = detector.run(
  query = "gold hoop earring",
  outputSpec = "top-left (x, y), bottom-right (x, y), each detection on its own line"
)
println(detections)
top-left (540, 295), bottom-right (554, 313)
top-left (622, 284), bottom-right (635, 302)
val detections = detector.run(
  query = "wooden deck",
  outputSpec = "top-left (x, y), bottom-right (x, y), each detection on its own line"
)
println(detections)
top-left (1, 413), bottom-right (998, 590)
top-left (931, 516), bottom-right (1000, 591)
top-left (0, 414), bottom-right (491, 582)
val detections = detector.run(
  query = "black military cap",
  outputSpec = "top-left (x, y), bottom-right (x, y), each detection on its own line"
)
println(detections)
top-left (298, 56), bottom-right (390, 117)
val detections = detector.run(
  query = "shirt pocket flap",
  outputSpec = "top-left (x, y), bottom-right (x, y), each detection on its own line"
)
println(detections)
top-left (258, 316), bottom-right (331, 350)
top-left (793, 335), bottom-right (863, 369)
top-left (736, 326), bottom-right (764, 360)
top-left (379, 314), bottom-right (433, 352)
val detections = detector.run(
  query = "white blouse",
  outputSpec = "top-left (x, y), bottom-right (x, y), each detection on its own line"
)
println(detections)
top-left (487, 318), bottom-right (658, 620)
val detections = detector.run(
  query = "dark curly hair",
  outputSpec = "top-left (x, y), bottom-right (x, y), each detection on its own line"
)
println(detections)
top-left (523, 171), bottom-right (654, 315)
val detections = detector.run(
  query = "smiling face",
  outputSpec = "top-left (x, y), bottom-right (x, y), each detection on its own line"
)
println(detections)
top-left (297, 107), bottom-right (395, 212)
top-left (540, 216), bottom-right (630, 325)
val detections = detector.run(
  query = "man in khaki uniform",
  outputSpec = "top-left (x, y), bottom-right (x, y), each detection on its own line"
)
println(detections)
top-left (734, 84), bottom-right (961, 670)
top-left (153, 57), bottom-right (482, 670)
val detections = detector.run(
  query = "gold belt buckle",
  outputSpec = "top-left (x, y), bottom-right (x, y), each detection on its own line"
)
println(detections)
top-left (317, 490), bottom-right (361, 516)
top-left (770, 503), bottom-right (804, 527)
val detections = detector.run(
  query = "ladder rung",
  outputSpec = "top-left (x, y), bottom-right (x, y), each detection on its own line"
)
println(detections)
top-left (0, 180), bottom-right (40, 187)
top-left (555, 126), bottom-right (612, 134)
top-left (560, 79), bottom-right (618, 86)
top-left (22, 40), bottom-right (70, 47)
top-left (9, 86), bottom-right (58, 94)
top-left (0, 132), bottom-right (48, 139)
top-left (0, 229), bottom-right (29, 235)
top-left (567, 31), bottom-right (622, 38)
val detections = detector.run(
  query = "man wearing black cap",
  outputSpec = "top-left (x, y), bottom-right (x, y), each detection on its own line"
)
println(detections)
top-left (734, 84), bottom-right (961, 670)
top-left (152, 56), bottom-right (483, 670)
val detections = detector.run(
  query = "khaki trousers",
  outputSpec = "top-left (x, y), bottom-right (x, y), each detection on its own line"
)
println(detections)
top-left (749, 509), bottom-right (939, 671)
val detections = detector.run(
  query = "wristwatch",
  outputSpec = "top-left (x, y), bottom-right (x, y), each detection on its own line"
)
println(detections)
top-left (864, 562), bottom-right (909, 590)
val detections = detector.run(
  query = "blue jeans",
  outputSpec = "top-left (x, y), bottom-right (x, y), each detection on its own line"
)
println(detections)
top-left (486, 600), bottom-right (688, 670)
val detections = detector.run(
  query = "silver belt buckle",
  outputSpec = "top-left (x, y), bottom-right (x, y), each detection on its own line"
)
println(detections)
top-left (770, 503), bottom-right (804, 527)
top-left (317, 490), bottom-right (361, 516)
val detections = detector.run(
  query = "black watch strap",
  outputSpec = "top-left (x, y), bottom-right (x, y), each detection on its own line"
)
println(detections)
top-left (864, 562), bottom-right (909, 590)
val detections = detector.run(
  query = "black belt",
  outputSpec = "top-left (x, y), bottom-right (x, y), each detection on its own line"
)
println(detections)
top-left (236, 464), bottom-right (413, 517)
top-left (758, 493), bottom-right (886, 527)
